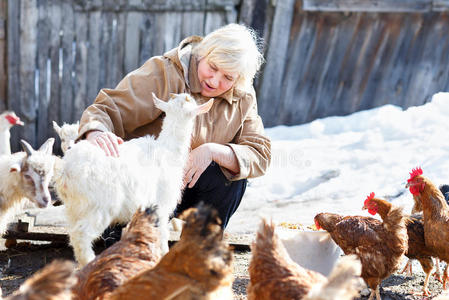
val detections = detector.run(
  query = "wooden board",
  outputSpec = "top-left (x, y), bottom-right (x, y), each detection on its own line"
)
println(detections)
top-left (0, 0), bottom-right (6, 111)
top-left (2, 224), bottom-right (251, 251)
top-left (302, 0), bottom-right (432, 12)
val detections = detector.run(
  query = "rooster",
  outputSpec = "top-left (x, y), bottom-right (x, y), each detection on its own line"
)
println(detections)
top-left (406, 167), bottom-right (449, 289)
top-left (106, 203), bottom-right (234, 300)
top-left (314, 193), bottom-right (408, 300)
top-left (400, 184), bottom-right (449, 294)
top-left (0, 111), bottom-right (24, 156)
top-left (4, 260), bottom-right (76, 300)
top-left (72, 205), bottom-right (162, 300)
top-left (247, 218), bottom-right (362, 300)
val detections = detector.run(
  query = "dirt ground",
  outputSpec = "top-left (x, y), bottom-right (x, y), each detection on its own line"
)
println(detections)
top-left (0, 239), bottom-right (447, 299)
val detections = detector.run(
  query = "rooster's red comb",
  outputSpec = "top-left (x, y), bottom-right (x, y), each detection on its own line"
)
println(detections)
top-left (408, 167), bottom-right (423, 182)
top-left (364, 192), bottom-right (375, 206)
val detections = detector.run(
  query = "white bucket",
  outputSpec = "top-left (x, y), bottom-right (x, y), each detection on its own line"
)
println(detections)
top-left (277, 228), bottom-right (343, 276)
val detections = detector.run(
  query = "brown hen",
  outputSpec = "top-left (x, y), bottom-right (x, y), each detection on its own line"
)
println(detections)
top-left (247, 219), bottom-right (361, 300)
top-left (106, 203), bottom-right (234, 300)
top-left (314, 193), bottom-right (408, 300)
top-left (5, 260), bottom-right (76, 300)
top-left (401, 213), bottom-right (442, 295)
top-left (403, 184), bottom-right (449, 285)
top-left (73, 205), bottom-right (162, 300)
top-left (406, 167), bottom-right (449, 290)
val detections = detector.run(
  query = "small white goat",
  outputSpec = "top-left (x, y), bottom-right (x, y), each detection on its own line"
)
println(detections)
top-left (52, 121), bottom-right (79, 153)
top-left (0, 111), bottom-right (24, 155)
top-left (54, 93), bottom-right (213, 266)
top-left (0, 138), bottom-right (55, 233)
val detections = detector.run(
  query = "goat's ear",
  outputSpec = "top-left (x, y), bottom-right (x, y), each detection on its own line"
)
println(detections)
top-left (20, 139), bottom-right (35, 156)
top-left (38, 138), bottom-right (55, 154)
top-left (9, 163), bottom-right (21, 173)
top-left (52, 121), bottom-right (61, 135)
top-left (195, 98), bottom-right (214, 115)
top-left (152, 92), bottom-right (168, 112)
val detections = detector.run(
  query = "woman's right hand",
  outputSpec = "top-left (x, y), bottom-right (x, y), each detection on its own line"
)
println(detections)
top-left (86, 130), bottom-right (124, 157)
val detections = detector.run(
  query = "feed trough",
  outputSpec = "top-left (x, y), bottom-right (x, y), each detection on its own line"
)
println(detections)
top-left (277, 227), bottom-right (342, 276)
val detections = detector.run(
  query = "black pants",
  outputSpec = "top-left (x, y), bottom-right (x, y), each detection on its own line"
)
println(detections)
top-left (174, 162), bottom-right (247, 228)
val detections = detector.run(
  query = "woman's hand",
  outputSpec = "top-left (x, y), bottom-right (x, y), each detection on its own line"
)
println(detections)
top-left (183, 144), bottom-right (214, 188)
top-left (86, 130), bottom-right (124, 157)
top-left (183, 143), bottom-right (240, 188)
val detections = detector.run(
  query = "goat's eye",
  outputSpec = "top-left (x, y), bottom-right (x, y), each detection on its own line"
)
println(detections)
top-left (23, 174), bottom-right (32, 180)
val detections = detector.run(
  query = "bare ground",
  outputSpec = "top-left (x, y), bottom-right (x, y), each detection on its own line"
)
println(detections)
top-left (0, 239), bottom-right (447, 299)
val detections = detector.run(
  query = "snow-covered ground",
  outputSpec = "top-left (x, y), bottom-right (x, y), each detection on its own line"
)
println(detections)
top-left (227, 92), bottom-right (449, 234)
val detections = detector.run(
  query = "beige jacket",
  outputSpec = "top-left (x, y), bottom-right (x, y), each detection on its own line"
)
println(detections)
top-left (79, 36), bottom-right (271, 180)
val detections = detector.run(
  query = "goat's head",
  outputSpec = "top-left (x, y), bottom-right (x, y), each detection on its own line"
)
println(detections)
top-left (53, 121), bottom-right (79, 153)
top-left (9, 138), bottom-right (55, 208)
top-left (152, 93), bottom-right (214, 119)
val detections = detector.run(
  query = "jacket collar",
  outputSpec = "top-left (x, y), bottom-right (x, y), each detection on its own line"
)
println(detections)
top-left (165, 36), bottom-right (239, 105)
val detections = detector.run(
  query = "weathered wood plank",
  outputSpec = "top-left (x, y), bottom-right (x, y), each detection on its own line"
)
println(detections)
top-left (98, 12), bottom-right (112, 89)
top-left (257, 0), bottom-right (295, 126)
top-left (161, 12), bottom-right (183, 51)
top-left (239, 0), bottom-right (257, 26)
top-left (180, 11), bottom-right (204, 37)
top-left (3, 230), bottom-right (69, 243)
top-left (111, 12), bottom-right (126, 87)
top-left (138, 13), bottom-right (156, 64)
top-left (280, 9), bottom-right (318, 125)
top-left (124, 11), bottom-right (142, 73)
top-left (2, 228), bottom-right (250, 250)
top-left (7, 0), bottom-right (21, 151)
top-left (432, 0), bottom-right (449, 10)
top-left (239, 0), bottom-right (268, 37)
top-left (0, 0), bottom-right (6, 112)
top-left (47, 0), bottom-right (62, 147)
top-left (403, 13), bottom-right (446, 106)
top-left (73, 10), bottom-right (88, 120)
top-left (59, 1), bottom-right (75, 125)
top-left (86, 10), bottom-right (102, 106)
top-left (204, 11), bottom-right (229, 34)
top-left (19, 0), bottom-right (38, 147)
top-left (302, 0), bottom-right (432, 12)
top-left (73, 0), bottom-right (239, 12)
top-left (372, 14), bottom-right (416, 108)
top-left (36, 0), bottom-right (51, 145)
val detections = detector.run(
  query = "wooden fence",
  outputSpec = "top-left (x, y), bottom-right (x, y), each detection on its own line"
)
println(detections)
top-left (2, 0), bottom-right (449, 152)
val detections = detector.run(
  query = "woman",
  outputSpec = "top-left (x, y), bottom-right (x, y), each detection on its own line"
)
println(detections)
top-left (78, 23), bottom-right (271, 229)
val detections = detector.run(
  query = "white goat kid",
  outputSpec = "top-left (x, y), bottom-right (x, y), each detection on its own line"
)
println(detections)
top-left (0, 138), bottom-right (55, 233)
top-left (54, 93), bottom-right (213, 266)
top-left (52, 121), bottom-right (79, 153)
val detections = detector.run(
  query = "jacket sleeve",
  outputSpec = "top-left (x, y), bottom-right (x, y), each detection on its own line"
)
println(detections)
top-left (224, 95), bottom-right (271, 180)
top-left (78, 56), bottom-right (184, 140)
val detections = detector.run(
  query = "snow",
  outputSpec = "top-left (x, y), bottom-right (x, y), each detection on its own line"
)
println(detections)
top-left (227, 92), bottom-right (449, 234)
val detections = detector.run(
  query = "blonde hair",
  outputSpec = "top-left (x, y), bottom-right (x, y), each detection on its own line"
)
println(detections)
top-left (194, 23), bottom-right (264, 90)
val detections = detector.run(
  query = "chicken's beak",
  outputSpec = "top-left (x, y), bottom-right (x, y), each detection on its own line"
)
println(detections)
top-left (405, 182), bottom-right (410, 188)
top-left (314, 219), bottom-right (321, 230)
top-left (362, 205), bottom-right (367, 210)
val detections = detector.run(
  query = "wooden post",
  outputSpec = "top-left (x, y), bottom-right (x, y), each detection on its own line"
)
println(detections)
top-left (0, 0), bottom-right (6, 112)
top-left (256, 0), bottom-right (296, 127)
top-left (7, 0), bottom-right (21, 151)
top-left (302, 0), bottom-right (432, 12)
top-left (19, 0), bottom-right (38, 147)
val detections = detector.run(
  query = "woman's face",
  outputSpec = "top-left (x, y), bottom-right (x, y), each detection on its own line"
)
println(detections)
top-left (197, 58), bottom-right (238, 98)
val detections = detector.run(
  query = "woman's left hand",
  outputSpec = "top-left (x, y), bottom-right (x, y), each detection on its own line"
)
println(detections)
top-left (183, 144), bottom-right (214, 188)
